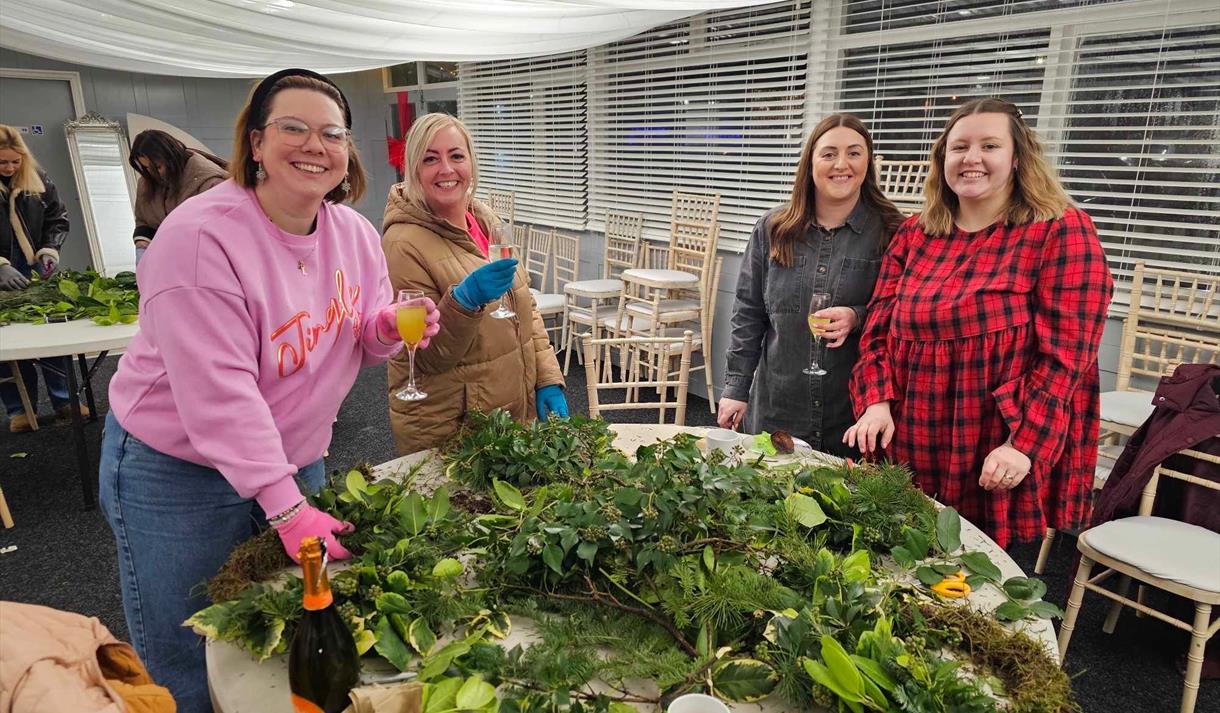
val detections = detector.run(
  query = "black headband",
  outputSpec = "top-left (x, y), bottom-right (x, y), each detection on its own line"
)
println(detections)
top-left (249, 68), bottom-right (353, 128)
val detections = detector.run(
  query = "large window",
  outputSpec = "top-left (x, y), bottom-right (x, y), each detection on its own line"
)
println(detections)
top-left (459, 52), bottom-right (588, 229)
top-left (587, 1), bottom-right (813, 249)
top-left (448, 0), bottom-right (1219, 305)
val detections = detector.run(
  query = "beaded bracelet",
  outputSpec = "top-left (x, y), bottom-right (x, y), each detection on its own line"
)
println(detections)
top-left (267, 498), bottom-right (306, 527)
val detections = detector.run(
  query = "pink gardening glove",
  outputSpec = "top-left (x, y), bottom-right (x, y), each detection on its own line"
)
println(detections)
top-left (273, 504), bottom-right (355, 563)
top-left (376, 296), bottom-right (441, 349)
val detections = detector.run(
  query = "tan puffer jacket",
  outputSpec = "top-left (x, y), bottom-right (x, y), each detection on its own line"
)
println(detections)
top-left (133, 150), bottom-right (228, 240)
top-left (382, 186), bottom-right (564, 455)
top-left (0, 601), bottom-right (176, 713)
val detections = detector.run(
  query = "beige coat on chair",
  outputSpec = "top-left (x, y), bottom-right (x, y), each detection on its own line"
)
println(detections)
top-left (382, 186), bottom-right (564, 455)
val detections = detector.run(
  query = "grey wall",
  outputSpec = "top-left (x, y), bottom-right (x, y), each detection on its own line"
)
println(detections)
top-left (0, 49), bottom-right (399, 256)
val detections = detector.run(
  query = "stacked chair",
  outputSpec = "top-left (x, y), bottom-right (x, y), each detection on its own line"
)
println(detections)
top-left (582, 331), bottom-right (694, 425)
top-left (560, 211), bottom-right (645, 374)
top-left (533, 231), bottom-right (580, 345)
top-left (1034, 262), bottom-right (1220, 574)
top-left (873, 154), bottom-right (928, 215)
top-left (609, 191), bottom-right (722, 412)
top-left (487, 190), bottom-right (515, 226)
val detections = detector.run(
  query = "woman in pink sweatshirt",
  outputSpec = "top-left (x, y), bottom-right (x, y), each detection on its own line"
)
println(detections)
top-left (99, 69), bottom-right (440, 713)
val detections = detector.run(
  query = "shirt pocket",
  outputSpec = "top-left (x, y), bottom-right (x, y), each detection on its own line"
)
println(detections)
top-left (833, 257), bottom-right (881, 308)
top-left (763, 255), bottom-right (806, 314)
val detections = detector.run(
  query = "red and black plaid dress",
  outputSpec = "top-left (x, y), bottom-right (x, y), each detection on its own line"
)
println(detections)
top-left (850, 207), bottom-right (1113, 548)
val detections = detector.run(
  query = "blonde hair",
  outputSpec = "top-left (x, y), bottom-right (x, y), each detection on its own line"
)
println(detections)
top-left (399, 113), bottom-right (480, 217)
top-left (0, 124), bottom-right (46, 194)
top-left (230, 75), bottom-right (366, 204)
top-left (919, 97), bottom-right (1072, 236)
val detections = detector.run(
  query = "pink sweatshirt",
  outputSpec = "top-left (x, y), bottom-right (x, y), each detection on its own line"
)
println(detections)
top-left (109, 180), bottom-right (401, 517)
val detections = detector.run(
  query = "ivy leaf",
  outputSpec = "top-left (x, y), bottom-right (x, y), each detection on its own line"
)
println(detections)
top-left (455, 675), bottom-right (497, 710)
top-left (492, 479), bottom-right (526, 511)
top-left (542, 544), bottom-right (565, 574)
top-left (1029, 600), bottom-right (1065, 619)
top-left (993, 601), bottom-right (1028, 622)
top-left (784, 492), bottom-right (828, 529)
top-left (916, 566), bottom-right (944, 587)
top-left (400, 492), bottom-right (429, 535)
top-left (576, 541), bottom-right (598, 564)
top-left (432, 558), bottom-right (464, 579)
top-left (711, 659), bottom-right (778, 702)
top-left (960, 551), bottom-right (1003, 583)
top-left (936, 508), bottom-right (962, 553)
top-left (409, 617), bottom-right (438, 655)
top-left (374, 615), bottom-right (414, 671)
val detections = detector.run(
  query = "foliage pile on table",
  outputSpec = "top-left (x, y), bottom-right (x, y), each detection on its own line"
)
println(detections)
top-left (191, 410), bottom-right (1076, 713)
top-left (0, 270), bottom-right (138, 325)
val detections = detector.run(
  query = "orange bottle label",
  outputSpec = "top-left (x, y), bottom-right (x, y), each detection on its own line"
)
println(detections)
top-left (292, 694), bottom-right (326, 713)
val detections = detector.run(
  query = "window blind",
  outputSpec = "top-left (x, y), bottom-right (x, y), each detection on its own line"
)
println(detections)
top-left (587, 1), bottom-right (813, 250)
top-left (458, 52), bottom-right (588, 230)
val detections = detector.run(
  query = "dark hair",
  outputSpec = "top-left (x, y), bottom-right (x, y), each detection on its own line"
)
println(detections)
top-left (769, 114), bottom-right (904, 267)
top-left (231, 73), bottom-right (366, 204)
top-left (919, 97), bottom-right (1071, 236)
top-left (129, 130), bottom-right (192, 197)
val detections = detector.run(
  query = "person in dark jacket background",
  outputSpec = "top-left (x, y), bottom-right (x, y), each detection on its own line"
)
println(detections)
top-left (128, 129), bottom-right (228, 265)
top-left (0, 123), bottom-right (78, 433)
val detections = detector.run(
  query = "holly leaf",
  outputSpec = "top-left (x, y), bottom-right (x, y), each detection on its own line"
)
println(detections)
top-left (492, 479), bottom-right (526, 511)
top-left (374, 615), bottom-right (414, 671)
top-left (936, 508), bottom-right (962, 553)
top-left (711, 659), bottom-right (778, 702)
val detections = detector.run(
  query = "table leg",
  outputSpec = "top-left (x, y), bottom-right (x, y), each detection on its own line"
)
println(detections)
top-left (65, 358), bottom-right (96, 509)
top-left (4, 360), bottom-right (40, 431)
top-left (77, 354), bottom-right (98, 421)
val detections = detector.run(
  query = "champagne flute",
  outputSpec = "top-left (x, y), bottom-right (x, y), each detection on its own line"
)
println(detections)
top-left (487, 221), bottom-right (517, 320)
top-left (394, 289), bottom-right (428, 401)
top-left (804, 292), bottom-right (831, 376)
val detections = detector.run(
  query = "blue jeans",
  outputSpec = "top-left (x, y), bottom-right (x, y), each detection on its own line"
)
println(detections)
top-left (2, 256), bottom-right (70, 416)
top-left (1, 357), bottom-right (71, 416)
top-left (99, 412), bottom-right (325, 713)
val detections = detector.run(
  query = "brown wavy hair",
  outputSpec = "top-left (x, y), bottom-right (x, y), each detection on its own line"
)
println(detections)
top-left (768, 114), bottom-right (903, 267)
top-left (230, 74), bottom-right (366, 204)
top-left (919, 97), bottom-right (1071, 236)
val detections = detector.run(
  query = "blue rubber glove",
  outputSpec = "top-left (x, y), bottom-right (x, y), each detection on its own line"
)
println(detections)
top-left (536, 385), bottom-right (569, 421)
top-left (452, 258), bottom-right (518, 311)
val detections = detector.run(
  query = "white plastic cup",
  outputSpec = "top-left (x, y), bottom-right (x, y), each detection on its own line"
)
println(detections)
top-left (705, 428), bottom-right (740, 456)
top-left (668, 693), bottom-right (730, 713)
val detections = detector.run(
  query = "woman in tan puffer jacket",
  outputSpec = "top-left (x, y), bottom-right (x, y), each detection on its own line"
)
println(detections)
top-left (382, 114), bottom-right (564, 455)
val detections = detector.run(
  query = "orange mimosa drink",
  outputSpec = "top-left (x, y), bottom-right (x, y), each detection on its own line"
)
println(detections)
top-left (396, 305), bottom-right (427, 347)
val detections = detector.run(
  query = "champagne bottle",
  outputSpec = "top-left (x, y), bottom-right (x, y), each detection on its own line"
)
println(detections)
top-left (289, 536), bottom-right (360, 713)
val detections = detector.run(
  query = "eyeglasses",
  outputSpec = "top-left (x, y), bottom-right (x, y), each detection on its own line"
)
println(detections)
top-left (263, 117), bottom-right (351, 148)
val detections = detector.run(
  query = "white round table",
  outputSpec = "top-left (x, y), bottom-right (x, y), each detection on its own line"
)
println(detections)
top-left (0, 319), bottom-right (139, 507)
top-left (207, 424), bottom-right (1058, 713)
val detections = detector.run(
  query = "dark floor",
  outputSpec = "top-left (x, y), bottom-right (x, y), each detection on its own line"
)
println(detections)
top-left (1, 355), bottom-right (1216, 713)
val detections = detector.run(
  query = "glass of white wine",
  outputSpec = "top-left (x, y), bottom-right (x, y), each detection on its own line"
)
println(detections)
top-left (804, 292), bottom-right (831, 376)
top-left (394, 289), bottom-right (428, 401)
top-left (487, 221), bottom-right (517, 320)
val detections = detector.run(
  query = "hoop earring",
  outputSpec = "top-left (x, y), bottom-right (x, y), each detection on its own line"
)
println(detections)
top-left (341, 174), bottom-right (351, 193)
top-left (255, 163), bottom-right (267, 182)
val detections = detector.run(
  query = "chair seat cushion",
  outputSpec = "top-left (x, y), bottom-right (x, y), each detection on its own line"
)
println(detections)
top-left (1082, 516), bottom-right (1220, 593)
top-left (564, 279), bottom-right (622, 297)
top-left (621, 268), bottom-right (699, 287)
top-left (533, 293), bottom-right (565, 314)
top-left (626, 299), bottom-right (700, 317)
top-left (1100, 390), bottom-right (1155, 428)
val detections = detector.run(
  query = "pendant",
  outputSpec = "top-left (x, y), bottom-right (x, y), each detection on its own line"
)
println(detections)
top-left (298, 260), bottom-right (308, 275)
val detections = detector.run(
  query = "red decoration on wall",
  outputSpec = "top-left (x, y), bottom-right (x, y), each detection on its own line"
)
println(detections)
top-left (387, 91), bottom-right (414, 175)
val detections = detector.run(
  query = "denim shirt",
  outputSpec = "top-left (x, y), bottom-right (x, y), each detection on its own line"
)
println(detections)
top-left (722, 201), bottom-right (886, 455)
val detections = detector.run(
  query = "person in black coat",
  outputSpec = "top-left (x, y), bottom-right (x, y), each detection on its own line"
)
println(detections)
top-left (0, 124), bottom-right (78, 432)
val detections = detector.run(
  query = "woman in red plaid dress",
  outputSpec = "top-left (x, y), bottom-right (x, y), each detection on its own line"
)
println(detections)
top-left (845, 98), bottom-right (1113, 548)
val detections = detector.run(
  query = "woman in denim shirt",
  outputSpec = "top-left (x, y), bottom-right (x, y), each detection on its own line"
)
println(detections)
top-left (719, 114), bottom-right (903, 457)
